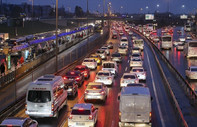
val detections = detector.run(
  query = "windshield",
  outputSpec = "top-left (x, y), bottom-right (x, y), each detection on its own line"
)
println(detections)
top-left (121, 39), bottom-right (128, 41)
top-left (87, 85), bottom-right (102, 89)
top-left (71, 109), bottom-right (91, 115)
top-left (162, 37), bottom-right (171, 41)
top-left (98, 72), bottom-right (110, 76)
top-left (97, 50), bottom-right (104, 53)
top-left (28, 90), bottom-right (51, 103)
top-left (103, 63), bottom-right (115, 68)
top-left (84, 59), bottom-right (93, 62)
top-left (119, 46), bottom-right (126, 49)
top-left (132, 69), bottom-right (143, 72)
top-left (112, 53), bottom-right (121, 57)
top-left (189, 42), bottom-right (197, 47)
top-left (191, 68), bottom-right (197, 71)
top-left (132, 59), bottom-right (141, 61)
top-left (66, 72), bottom-right (79, 76)
top-left (123, 75), bottom-right (135, 79)
top-left (74, 67), bottom-right (85, 71)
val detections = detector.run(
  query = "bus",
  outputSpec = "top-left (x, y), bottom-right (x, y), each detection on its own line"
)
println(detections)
top-left (161, 35), bottom-right (172, 49)
top-left (184, 41), bottom-right (197, 58)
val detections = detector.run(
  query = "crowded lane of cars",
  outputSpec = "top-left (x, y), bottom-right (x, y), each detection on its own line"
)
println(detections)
top-left (1, 22), bottom-right (182, 127)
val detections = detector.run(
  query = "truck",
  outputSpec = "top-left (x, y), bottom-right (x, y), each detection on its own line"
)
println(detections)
top-left (118, 86), bottom-right (152, 127)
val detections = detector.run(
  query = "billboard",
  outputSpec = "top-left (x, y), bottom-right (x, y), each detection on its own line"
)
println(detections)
top-left (145, 14), bottom-right (154, 20)
top-left (180, 14), bottom-right (188, 19)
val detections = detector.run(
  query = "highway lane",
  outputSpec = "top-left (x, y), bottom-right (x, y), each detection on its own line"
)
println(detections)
top-left (0, 32), bottom-right (102, 112)
top-left (12, 27), bottom-right (182, 127)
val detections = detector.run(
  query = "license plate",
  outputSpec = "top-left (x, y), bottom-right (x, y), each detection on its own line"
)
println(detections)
top-left (76, 123), bottom-right (85, 126)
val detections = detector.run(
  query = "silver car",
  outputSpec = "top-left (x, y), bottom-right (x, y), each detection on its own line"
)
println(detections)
top-left (130, 52), bottom-right (142, 59)
top-left (118, 46), bottom-right (128, 55)
top-left (82, 58), bottom-right (97, 70)
top-left (130, 57), bottom-right (143, 68)
top-left (111, 52), bottom-right (122, 63)
top-left (185, 66), bottom-right (197, 79)
top-left (96, 49), bottom-right (107, 60)
top-left (84, 82), bottom-right (108, 102)
top-left (130, 67), bottom-right (146, 81)
top-left (120, 73), bottom-right (139, 88)
top-left (131, 47), bottom-right (141, 54)
top-left (95, 70), bottom-right (114, 86)
top-left (101, 46), bottom-right (110, 55)
top-left (68, 103), bottom-right (98, 127)
top-left (0, 117), bottom-right (38, 127)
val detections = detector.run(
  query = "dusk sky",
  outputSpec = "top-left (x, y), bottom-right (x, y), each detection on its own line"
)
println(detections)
top-left (4, 0), bottom-right (197, 14)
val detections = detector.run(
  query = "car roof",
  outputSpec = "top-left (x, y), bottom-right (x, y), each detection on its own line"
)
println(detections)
top-left (97, 70), bottom-right (110, 73)
top-left (103, 61), bottom-right (116, 64)
top-left (121, 86), bottom-right (150, 96)
top-left (123, 73), bottom-right (136, 76)
top-left (1, 117), bottom-right (29, 126)
top-left (88, 82), bottom-right (103, 85)
top-left (73, 103), bottom-right (93, 110)
top-left (84, 58), bottom-right (94, 60)
top-left (132, 67), bottom-right (144, 70)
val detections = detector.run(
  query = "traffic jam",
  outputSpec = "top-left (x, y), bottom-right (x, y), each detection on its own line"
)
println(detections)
top-left (1, 21), bottom-right (195, 127)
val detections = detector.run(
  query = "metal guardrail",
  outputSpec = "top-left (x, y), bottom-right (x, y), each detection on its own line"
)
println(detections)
top-left (0, 29), bottom-right (109, 122)
top-left (0, 29), bottom-right (93, 88)
top-left (132, 28), bottom-right (189, 127)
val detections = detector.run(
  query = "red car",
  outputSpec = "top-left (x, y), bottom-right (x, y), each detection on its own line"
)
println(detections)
top-left (63, 70), bottom-right (85, 87)
top-left (74, 65), bottom-right (90, 79)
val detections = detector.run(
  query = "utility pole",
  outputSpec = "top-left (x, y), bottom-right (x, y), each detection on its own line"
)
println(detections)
top-left (102, 0), bottom-right (105, 27)
top-left (55, 0), bottom-right (58, 72)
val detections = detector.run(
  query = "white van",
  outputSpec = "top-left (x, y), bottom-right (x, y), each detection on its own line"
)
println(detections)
top-left (118, 86), bottom-right (152, 126)
top-left (25, 74), bottom-right (67, 118)
top-left (102, 61), bottom-right (118, 76)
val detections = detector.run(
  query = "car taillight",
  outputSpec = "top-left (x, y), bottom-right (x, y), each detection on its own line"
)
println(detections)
top-left (100, 91), bottom-right (105, 94)
top-left (69, 114), bottom-right (73, 119)
top-left (63, 76), bottom-right (67, 80)
top-left (149, 112), bottom-right (152, 117)
top-left (52, 103), bottom-right (54, 111)
top-left (75, 77), bottom-right (80, 81)
top-left (89, 115), bottom-right (93, 120)
top-left (6, 125), bottom-right (13, 127)
top-left (119, 111), bottom-right (121, 117)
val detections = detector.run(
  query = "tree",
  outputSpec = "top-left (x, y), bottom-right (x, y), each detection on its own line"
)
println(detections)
top-left (75, 6), bottom-right (84, 17)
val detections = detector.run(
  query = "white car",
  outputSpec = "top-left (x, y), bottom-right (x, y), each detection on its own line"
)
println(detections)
top-left (179, 36), bottom-right (186, 42)
top-left (82, 58), bottom-right (97, 69)
top-left (111, 52), bottom-right (122, 63)
top-left (128, 31), bottom-right (133, 35)
top-left (130, 67), bottom-right (146, 81)
top-left (130, 57), bottom-right (143, 68)
top-left (131, 47), bottom-right (141, 54)
top-left (101, 46), bottom-right (110, 55)
top-left (68, 103), bottom-right (98, 127)
top-left (185, 66), bottom-right (197, 79)
top-left (102, 61), bottom-right (118, 76)
top-left (153, 36), bottom-right (160, 42)
top-left (120, 73), bottom-right (139, 88)
top-left (84, 82), bottom-right (108, 102)
top-left (95, 70), bottom-right (114, 86)
top-left (176, 42), bottom-right (184, 50)
top-left (118, 45), bottom-right (128, 55)
top-left (186, 35), bottom-right (192, 40)
top-left (120, 36), bottom-right (129, 47)
top-left (96, 49), bottom-right (107, 60)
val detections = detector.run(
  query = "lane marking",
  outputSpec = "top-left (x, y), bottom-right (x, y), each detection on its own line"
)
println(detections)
top-left (78, 94), bottom-right (85, 103)
top-left (145, 50), bottom-right (165, 127)
top-left (111, 120), bottom-right (115, 127)
top-left (125, 67), bottom-right (128, 71)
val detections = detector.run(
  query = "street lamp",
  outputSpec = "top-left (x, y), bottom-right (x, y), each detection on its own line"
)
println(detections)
top-left (182, 5), bottom-right (185, 14)
top-left (55, 0), bottom-right (58, 72)
top-left (156, 4), bottom-right (159, 13)
top-left (146, 6), bottom-right (149, 13)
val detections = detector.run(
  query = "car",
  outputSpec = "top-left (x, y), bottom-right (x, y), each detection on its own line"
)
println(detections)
top-left (101, 46), bottom-right (110, 55)
top-left (84, 82), bottom-right (108, 102)
top-left (95, 70), bottom-right (114, 86)
top-left (96, 49), bottom-right (107, 60)
top-left (186, 35), bottom-right (192, 40)
top-left (176, 43), bottom-right (184, 50)
top-left (120, 73), bottom-right (139, 88)
top-left (118, 45), bottom-right (128, 55)
top-left (102, 61), bottom-right (118, 76)
top-left (130, 52), bottom-right (142, 59)
top-left (130, 57), bottom-right (143, 68)
top-left (185, 66), bottom-right (197, 79)
top-left (89, 54), bottom-right (102, 65)
top-left (68, 103), bottom-right (98, 127)
top-left (179, 36), bottom-right (186, 42)
top-left (64, 80), bottom-right (78, 97)
top-left (111, 52), bottom-right (122, 63)
top-left (74, 65), bottom-right (90, 79)
top-left (152, 35), bottom-right (160, 42)
top-left (130, 67), bottom-right (146, 81)
top-left (127, 83), bottom-right (147, 87)
top-left (82, 58), bottom-right (97, 70)
top-left (112, 32), bottom-right (118, 39)
top-left (131, 47), bottom-right (141, 54)
top-left (107, 42), bottom-right (113, 49)
top-left (173, 41), bottom-right (180, 46)
top-left (0, 117), bottom-right (38, 127)
top-left (120, 36), bottom-right (129, 47)
top-left (63, 70), bottom-right (85, 87)
top-left (128, 31), bottom-right (133, 35)
top-left (119, 31), bottom-right (124, 36)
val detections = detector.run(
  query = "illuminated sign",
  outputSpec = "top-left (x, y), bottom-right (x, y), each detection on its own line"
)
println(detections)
top-left (180, 14), bottom-right (188, 19)
top-left (145, 14), bottom-right (154, 20)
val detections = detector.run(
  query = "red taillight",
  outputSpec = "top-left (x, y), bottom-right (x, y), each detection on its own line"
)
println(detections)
top-left (149, 112), bottom-right (152, 117)
top-left (75, 77), bottom-right (80, 81)
top-left (63, 76), bottom-right (67, 80)
top-left (6, 125), bottom-right (13, 127)
top-left (89, 115), bottom-right (93, 120)
top-left (69, 114), bottom-right (73, 119)
top-left (100, 91), bottom-right (105, 94)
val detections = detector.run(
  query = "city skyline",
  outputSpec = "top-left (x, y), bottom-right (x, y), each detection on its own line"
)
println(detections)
top-left (3, 0), bottom-right (197, 14)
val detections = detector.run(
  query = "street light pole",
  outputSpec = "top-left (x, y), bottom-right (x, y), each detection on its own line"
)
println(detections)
top-left (102, 0), bottom-right (105, 27)
top-left (55, 0), bottom-right (58, 72)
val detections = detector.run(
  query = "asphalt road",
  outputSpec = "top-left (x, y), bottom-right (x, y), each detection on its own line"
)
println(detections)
top-left (12, 27), bottom-right (182, 127)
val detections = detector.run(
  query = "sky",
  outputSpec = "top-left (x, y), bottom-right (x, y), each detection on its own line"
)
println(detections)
top-left (4, 0), bottom-right (197, 14)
